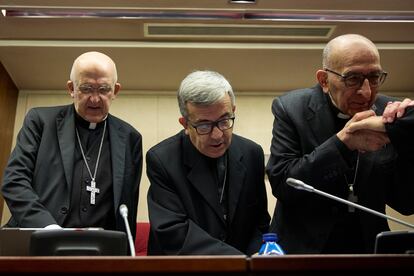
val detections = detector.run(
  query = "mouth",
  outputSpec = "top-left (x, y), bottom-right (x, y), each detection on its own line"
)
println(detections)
top-left (350, 102), bottom-right (369, 109)
top-left (87, 106), bottom-right (101, 111)
top-left (211, 142), bottom-right (224, 148)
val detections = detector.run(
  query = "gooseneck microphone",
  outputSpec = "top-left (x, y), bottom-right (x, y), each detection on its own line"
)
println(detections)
top-left (119, 204), bottom-right (136, 256)
top-left (286, 178), bottom-right (414, 229)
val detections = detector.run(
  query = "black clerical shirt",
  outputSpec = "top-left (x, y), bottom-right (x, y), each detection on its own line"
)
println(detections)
top-left (64, 113), bottom-right (115, 229)
top-left (322, 94), bottom-right (365, 254)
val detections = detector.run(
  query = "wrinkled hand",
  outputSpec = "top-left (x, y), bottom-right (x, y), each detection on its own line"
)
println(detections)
top-left (337, 110), bottom-right (390, 152)
top-left (346, 116), bottom-right (385, 133)
top-left (382, 98), bottom-right (414, 123)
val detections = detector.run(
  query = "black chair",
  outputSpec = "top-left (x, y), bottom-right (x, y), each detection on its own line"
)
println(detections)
top-left (30, 229), bottom-right (128, 256)
top-left (374, 230), bottom-right (414, 254)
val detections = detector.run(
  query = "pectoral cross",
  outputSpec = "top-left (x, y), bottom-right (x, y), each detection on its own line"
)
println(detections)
top-left (347, 184), bottom-right (358, 212)
top-left (86, 179), bottom-right (100, 205)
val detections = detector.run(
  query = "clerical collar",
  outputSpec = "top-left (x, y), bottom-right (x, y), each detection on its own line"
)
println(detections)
top-left (326, 93), bottom-right (351, 120)
top-left (75, 112), bottom-right (107, 130)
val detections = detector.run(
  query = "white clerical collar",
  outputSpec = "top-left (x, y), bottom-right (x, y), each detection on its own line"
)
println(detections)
top-left (88, 122), bottom-right (97, 129)
top-left (88, 114), bottom-right (108, 129)
top-left (328, 92), bottom-right (351, 119)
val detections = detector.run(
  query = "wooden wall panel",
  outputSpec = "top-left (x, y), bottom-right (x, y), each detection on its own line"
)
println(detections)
top-left (0, 62), bottom-right (18, 223)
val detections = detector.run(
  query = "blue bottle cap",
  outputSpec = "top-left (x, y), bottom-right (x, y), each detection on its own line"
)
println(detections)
top-left (262, 233), bottom-right (279, 242)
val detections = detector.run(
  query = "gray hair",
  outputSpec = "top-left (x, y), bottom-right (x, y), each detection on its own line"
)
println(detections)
top-left (177, 70), bottom-right (235, 118)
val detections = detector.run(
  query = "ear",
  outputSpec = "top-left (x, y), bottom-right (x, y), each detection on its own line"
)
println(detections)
top-left (179, 117), bottom-right (189, 135)
top-left (316, 70), bottom-right (329, 94)
top-left (112, 83), bottom-right (121, 99)
top-left (67, 81), bottom-right (75, 98)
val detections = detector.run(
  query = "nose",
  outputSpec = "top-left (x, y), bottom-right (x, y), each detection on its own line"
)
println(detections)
top-left (356, 78), bottom-right (372, 99)
top-left (89, 92), bottom-right (101, 103)
top-left (210, 125), bottom-right (224, 139)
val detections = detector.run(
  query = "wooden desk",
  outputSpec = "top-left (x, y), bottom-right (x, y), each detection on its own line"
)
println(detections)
top-left (0, 255), bottom-right (413, 275)
top-left (250, 254), bottom-right (414, 275)
top-left (0, 256), bottom-right (246, 276)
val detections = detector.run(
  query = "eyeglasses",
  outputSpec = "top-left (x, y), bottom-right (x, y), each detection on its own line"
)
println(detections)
top-left (189, 117), bottom-right (235, 135)
top-left (77, 84), bottom-right (113, 95)
top-left (324, 68), bottom-right (387, 89)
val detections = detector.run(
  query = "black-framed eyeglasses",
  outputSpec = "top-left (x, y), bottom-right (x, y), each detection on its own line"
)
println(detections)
top-left (77, 84), bottom-right (113, 95)
top-left (325, 68), bottom-right (387, 89)
top-left (189, 117), bottom-right (235, 135)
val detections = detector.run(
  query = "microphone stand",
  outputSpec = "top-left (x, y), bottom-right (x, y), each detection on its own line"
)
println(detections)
top-left (119, 204), bottom-right (136, 257)
top-left (286, 178), bottom-right (414, 229)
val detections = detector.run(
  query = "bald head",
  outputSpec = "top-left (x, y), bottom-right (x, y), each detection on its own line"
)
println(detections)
top-left (322, 34), bottom-right (380, 70)
top-left (67, 51), bottom-right (121, 123)
top-left (70, 51), bottom-right (118, 86)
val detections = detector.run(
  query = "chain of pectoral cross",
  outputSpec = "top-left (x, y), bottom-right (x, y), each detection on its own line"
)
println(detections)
top-left (75, 120), bottom-right (107, 205)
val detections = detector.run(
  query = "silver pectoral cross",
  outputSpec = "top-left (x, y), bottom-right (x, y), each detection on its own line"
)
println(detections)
top-left (347, 184), bottom-right (358, 212)
top-left (86, 179), bottom-right (100, 205)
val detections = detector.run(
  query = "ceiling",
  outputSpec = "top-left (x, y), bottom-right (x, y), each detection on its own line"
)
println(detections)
top-left (0, 0), bottom-right (413, 96)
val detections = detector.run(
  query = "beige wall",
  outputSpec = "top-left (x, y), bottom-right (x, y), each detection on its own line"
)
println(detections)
top-left (2, 89), bottom-right (413, 231)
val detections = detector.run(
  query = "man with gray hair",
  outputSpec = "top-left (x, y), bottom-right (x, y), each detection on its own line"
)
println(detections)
top-left (147, 70), bottom-right (270, 255)
top-left (2, 51), bottom-right (142, 240)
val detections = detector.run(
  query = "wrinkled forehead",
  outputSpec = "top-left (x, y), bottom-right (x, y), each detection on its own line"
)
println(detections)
top-left (330, 40), bottom-right (380, 70)
top-left (74, 61), bottom-right (116, 85)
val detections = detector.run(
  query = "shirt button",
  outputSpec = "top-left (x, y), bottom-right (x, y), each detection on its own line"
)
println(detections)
top-left (86, 156), bottom-right (91, 161)
top-left (82, 207), bottom-right (87, 212)
top-left (60, 207), bottom-right (68, 214)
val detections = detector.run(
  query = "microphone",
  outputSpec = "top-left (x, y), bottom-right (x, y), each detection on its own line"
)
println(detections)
top-left (286, 177), bottom-right (414, 229)
top-left (119, 204), bottom-right (136, 256)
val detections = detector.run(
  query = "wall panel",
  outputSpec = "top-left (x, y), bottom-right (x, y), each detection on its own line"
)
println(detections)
top-left (0, 63), bottom-right (18, 223)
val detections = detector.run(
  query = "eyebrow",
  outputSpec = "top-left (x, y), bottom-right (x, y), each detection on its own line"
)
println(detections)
top-left (193, 112), bottom-right (233, 124)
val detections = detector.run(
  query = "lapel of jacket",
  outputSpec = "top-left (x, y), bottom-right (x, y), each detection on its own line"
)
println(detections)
top-left (226, 137), bottom-right (246, 224)
top-left (307, 85), bottom-right (337, 144)
top-left (182, 133), bottom-right (224, 223)
top-left (56, 105), bottom-right (76, 190)
top-left (108, 115), bottom-right (126, 213)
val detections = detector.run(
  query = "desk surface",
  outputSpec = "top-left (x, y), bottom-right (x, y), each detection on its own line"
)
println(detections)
top-left (0, 255), bottom-right (412, 275)
top-left (0, 255), bottom-right (246, 274)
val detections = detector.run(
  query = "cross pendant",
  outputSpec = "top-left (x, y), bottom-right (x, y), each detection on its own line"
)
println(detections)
top-left (86, 179), bottom-right (100, 205)
top-left (347, 184), bottom-right (358, 212)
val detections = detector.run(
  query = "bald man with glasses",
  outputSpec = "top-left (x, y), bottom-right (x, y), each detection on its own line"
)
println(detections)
top-left (266, 34), bottom-right (414, 254)
top-left (2, 52), bottom-right (142, 240)
top-left (146, 70), bottom-right (270, 255)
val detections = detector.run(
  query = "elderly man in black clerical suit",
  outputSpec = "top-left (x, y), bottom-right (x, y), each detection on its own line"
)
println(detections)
top-left (2, 51), bottom-right (142, 239)
top-left (146, 70), bottom-right (270, 255)
top-left (266, 34), bottom-right (414, 254)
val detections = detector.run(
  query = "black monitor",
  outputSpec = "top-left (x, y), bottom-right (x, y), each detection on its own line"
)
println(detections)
top-left (374, 230), bottom-right (414, 254)
top-left (29, 229), bottom-right (128, 256)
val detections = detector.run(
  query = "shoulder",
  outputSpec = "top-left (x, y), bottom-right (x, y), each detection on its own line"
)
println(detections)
top-left (148, 132), bottom-right (182, 154)
top-left (24, 104), bottom-right (72, 123)
top-left (108, 114), bottom-right (141, 137)
top-left (27, 104), bottom-right (71, 116)
top-left (146, 132), bottom-right (183, 164)
top-left (232, 134), bottom-right (263, 154)
top-left (274, 85), bottom-right (322, 108)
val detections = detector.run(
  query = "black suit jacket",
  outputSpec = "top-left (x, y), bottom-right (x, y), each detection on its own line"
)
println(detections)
top-left (266, 85), bottom-right (414, 253)
top-left (146, 131), bottom-right (270, 255)
top-left (2, 104), bottom-right (142, 238)
top-left (386, 106), bottom-right (414, 151)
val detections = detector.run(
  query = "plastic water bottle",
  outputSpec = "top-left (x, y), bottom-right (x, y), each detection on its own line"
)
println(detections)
top-left (258, 233), bottom-right (285, 255)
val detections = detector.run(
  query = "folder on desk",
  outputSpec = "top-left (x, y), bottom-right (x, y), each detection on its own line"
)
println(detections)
top-left (0, 228), bottom-right (38, 256)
